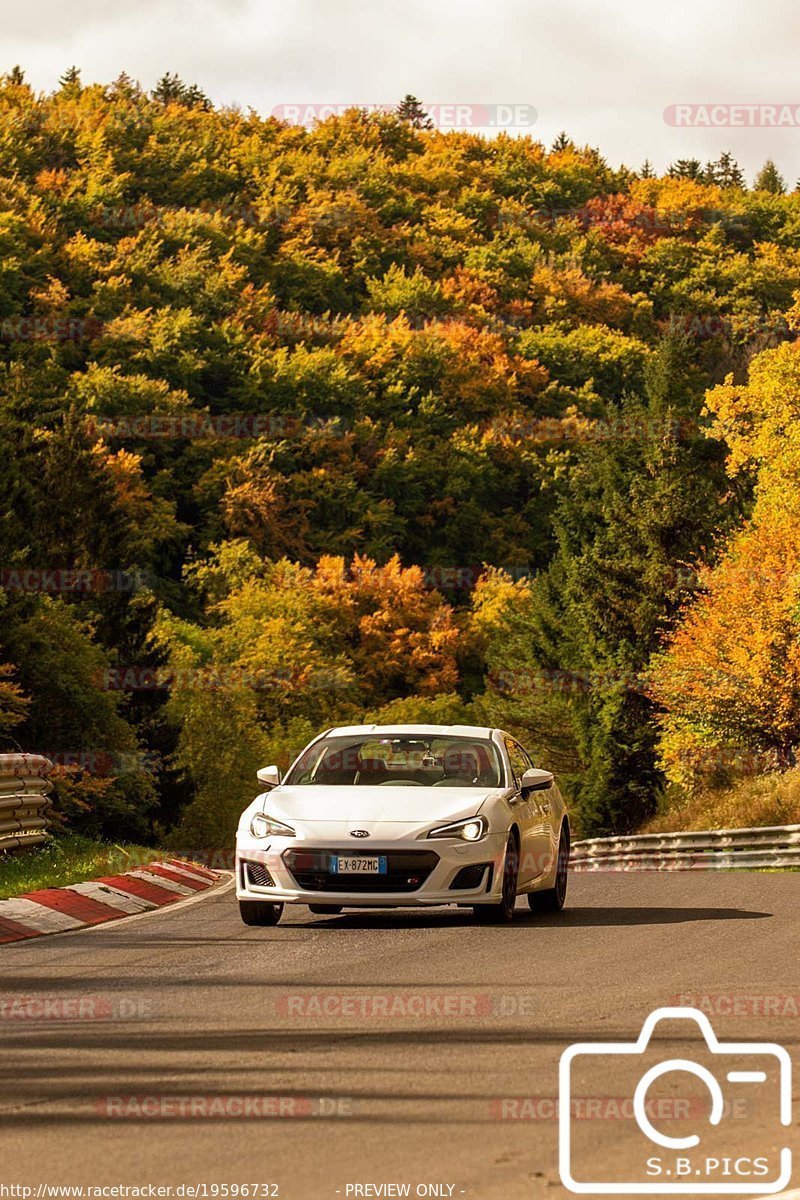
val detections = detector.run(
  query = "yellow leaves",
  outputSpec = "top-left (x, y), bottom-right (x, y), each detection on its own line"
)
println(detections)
top-left (405, 144), bottom-right (470, 194)
top-left (630, 176), bottom-right (724, 216)
top-left (421, 202), bottom-right (478, 242)
top-left (468, 568), bottom-right (527, 639)
top-left (529, 263), bottom-right (636, 328)
top-left (339, 310), bottom-right (548, 414)
top-left (650, 505), bottom-right (800, 786)
top-left (440, 266), bottom-right (499, 312)
top-left (705, 341), bottom-right (800, 504)
top-left (95, 444), bottom-right (146, 503)
top-left (175, 547), bottom-right (463, 717)
top-left (786, 289), bottom-right (800, 331)
top-left (650, 338), bottom-right (800, 787)
top-left (339, 312), bottom-right (415, 374)
top-left (332, 554), bottom-right (455, 680)
top-left (455, 323), bottom-right (548, 401)
top-left (34, 168), bottom-right (71, 195)
top-left (62, 230), bottom-right (112, 274)
top-left (29, 274), bottom-right (70, 313)
top-left (101, 307), bottom-right (153, 346)
top-left (753, 240), bottom-right (793, 271)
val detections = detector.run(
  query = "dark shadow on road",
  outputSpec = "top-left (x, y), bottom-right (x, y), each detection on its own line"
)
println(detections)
top-left (6, 1019), bottom-right (796, 1062)
top-left (531, 905), bottom-right (772, 926)
top-left (301, 904), bottom-right (771, 930)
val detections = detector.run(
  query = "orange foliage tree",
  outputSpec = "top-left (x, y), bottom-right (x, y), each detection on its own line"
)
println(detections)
top-left (649, 340), bottom-right (800, 788)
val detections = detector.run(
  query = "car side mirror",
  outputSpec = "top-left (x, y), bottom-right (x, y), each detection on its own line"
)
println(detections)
top-left (520, 767), bottom-right (554, 794)
top-left (257, 765), bottom-right (281, 789)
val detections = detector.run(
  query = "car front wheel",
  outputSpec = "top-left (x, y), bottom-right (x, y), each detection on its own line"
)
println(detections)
top-left (239, 899), bottom-right (284, 926)
top-left (474, 834), bottom-right (518, 923)
top-left (528, 824), bottom-right (569, 914)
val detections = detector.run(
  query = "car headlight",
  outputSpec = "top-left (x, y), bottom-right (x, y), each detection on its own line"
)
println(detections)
top-left (427, 815), bottom-right (488, 842)
top-left (249, 813), bottom-right (296, 839)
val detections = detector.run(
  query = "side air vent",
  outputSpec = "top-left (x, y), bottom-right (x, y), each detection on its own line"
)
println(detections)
top-left (450, 863), bottom-right (491, 890)
top-left (246, 862), bottom-right (275, 888)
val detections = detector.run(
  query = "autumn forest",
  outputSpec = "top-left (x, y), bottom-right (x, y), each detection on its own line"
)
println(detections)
top-left (2, 70), bottom-right (799, 846)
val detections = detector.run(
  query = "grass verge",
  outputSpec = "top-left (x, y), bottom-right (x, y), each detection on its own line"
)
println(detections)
top-left (0, 833), bottom-right (162, 900)
top-left (642, 768), bottom-right (800, 834)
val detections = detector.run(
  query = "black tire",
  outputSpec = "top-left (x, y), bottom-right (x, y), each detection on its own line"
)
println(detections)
top-left (528, 824), bottom-right (569, 914)
top-left (239, 899), bottom-right (284, 926)
top-left (308, 904), bottom-right (343, 915)
top-left (473, 834), bottom-right (519, 924)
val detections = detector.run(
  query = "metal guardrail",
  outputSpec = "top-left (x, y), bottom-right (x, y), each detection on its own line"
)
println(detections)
top-left (0, 754), bottom-right (54, 852)
top-left (572, 824), bottom-right (800, 870)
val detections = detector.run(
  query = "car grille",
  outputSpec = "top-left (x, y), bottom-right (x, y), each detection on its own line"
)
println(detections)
top-left (245, 861), bottom-right (275, 888)
top-left (283, 848), bottom-right (439, 893)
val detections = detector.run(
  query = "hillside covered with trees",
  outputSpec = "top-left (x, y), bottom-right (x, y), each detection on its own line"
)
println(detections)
top-left (2, 68), bottom-right (800, 844)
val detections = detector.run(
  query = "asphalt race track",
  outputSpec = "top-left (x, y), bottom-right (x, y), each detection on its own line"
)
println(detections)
top-left (1, 873), bottom-right (797, 1199)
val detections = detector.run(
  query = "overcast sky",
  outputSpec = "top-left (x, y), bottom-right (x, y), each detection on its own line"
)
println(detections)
top-left (5, 0), bottom-right (800, 182)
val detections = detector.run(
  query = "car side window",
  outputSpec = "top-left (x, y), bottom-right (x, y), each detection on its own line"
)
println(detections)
top-left (505, 739), bottom-right (530, 788)
top-left (516, 741), bottom-right (535, 772)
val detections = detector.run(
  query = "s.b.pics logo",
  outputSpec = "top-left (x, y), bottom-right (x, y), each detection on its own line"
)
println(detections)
top-left (559, 1007), bottom-right (791, 1194)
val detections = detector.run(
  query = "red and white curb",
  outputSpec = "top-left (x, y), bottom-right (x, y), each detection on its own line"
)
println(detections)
top-left (0, 859), bottom-right (222, 944)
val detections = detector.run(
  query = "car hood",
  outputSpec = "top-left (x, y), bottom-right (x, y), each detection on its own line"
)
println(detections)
top-left (258, 785), bottom-right (499, 825)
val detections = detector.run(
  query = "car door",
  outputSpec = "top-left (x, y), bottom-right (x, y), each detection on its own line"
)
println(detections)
top-left (506, 738), bottom-right (552, 883)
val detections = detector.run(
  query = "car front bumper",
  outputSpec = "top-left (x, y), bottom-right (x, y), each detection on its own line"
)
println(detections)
top-left (235, 832), bottom-right (508, 907)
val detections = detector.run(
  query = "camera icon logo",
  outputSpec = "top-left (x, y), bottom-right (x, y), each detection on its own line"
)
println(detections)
top-left (559, 1006), bottom-right (792, 1194)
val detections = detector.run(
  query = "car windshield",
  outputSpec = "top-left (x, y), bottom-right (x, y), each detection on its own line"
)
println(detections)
top-left (284, 734), bottom-right (504, 788)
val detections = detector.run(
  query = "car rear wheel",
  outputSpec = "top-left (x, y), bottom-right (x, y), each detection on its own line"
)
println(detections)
top-left (528, 824), bottom-right (569, 914)
top-left (239, 899), bottom-right (284, 926)
top-left (308, 904), bottom-right (343, 915)
top-left (473, 834), bottom-right (518, 923)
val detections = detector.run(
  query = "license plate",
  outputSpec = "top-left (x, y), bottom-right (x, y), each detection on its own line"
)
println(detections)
top-left (330, 856), bottom-right (388, 874)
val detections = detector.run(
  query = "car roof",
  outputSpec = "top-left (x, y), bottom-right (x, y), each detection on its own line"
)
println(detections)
top-left (324, 723), bottom-right (497, 739)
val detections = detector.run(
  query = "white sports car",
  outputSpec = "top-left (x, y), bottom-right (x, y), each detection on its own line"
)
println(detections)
top-left (235, 723), bottom-right (570, 925)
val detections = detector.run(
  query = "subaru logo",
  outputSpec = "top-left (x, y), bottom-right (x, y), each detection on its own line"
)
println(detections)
top-left (349, 829), bottom-right (370, 838)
